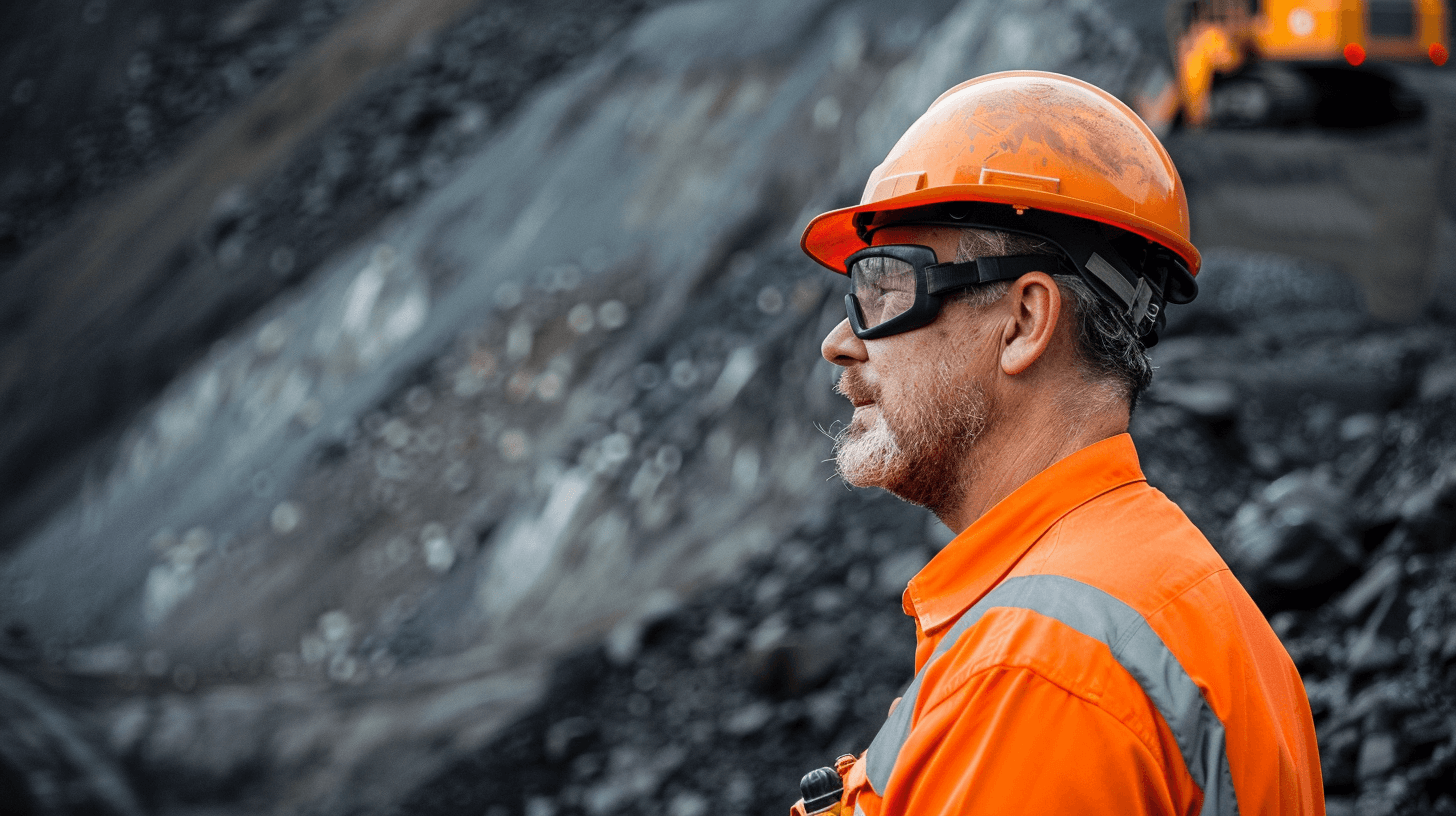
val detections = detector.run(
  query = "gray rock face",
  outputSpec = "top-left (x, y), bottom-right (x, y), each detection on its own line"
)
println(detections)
top-left (0, 0), bottom-right (671, 550)
top-left (0, 0), bottom-right (1173, 813)
top-left (5, 0), bottom-right (1456, 813)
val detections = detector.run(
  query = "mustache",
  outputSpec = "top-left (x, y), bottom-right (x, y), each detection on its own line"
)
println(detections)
top-left (835, 368), bottom-right (876, 405)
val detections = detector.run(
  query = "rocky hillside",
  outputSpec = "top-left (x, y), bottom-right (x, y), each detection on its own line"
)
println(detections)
top-left (402, 252), bottom-right (1456, 816)
top-left (1, 0), bottom-right (1454, 815)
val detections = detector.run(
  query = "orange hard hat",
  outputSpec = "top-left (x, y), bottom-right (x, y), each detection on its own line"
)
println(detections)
top-left (801, 71), bottom-right (1199, 338)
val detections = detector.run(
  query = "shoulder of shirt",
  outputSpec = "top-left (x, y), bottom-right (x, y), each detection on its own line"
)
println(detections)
top-left (914, 480), bottom-right (1240, 725)
top-left (1022, 478), bottom-right (1234, 618)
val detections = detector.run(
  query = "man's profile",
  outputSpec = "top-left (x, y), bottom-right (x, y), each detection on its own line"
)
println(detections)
top-left (791, 71), bottom-right (1324, 815)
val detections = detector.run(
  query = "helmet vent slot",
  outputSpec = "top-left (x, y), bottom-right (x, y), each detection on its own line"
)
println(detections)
top-left (870, 171), bottom-right (928, 202)
top-left (977, 167), bottom-right (1061, 194)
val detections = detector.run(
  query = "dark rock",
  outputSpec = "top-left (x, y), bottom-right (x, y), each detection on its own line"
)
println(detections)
top-left (1226, 469), bottom-right (1362, 599)
top-left (1149, 380), bottom-right (1240, 420)
top-left (1162, 249), bottom-right (1367, 339)
top-left (1355, 790), bottom-right (1399, 816)
top-left (690, 613), bottom-right (745, 663)
top-left (721, 702), bottom-right (774, 737)
top-left (1357, 732), bottom-right (1399, 781)
top-left (1335, 558), bottom-right (1403, 620)
top-left (1399, 710), bottom-right (1452, 747)
top-left (803, 689), bottom-right (846, 734)
top-left (606, 591), bottom-right (681, 666)
top-left (1347, 632), bottom-right (1401, 674)
top-left (1321, 727), bottom-right (1361, 788)
top-left (546, 717), bottom-right (596, 762)
top-left (744, 622), bottom-right (842, 699)
top-left (875, 549), bottom-right (930, 598)
top-left (1399, 464), bottom-right (1456, 548)
top-left (1418, 358), bottom-right (1456, 402)
top-left (1440, 624), bottom-right (1456, 662)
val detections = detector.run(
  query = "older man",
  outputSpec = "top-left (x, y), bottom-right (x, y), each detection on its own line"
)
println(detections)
top-left (795, 72), bottom-right (1323, 815)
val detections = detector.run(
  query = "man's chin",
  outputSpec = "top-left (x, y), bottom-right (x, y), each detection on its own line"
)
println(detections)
top-left (834, 463), bottom-right (884, 490)
top-left (833, 432), bottom-right (905, 490)
top-left (834, 426), bottom-right (970, 511)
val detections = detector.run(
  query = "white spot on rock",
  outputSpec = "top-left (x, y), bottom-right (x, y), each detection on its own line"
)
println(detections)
top-left (271, 501), bottom-right (301, 534)
top-left (567, 303), bottom-right (595, 334)
top-left (597, 300), bottom-right (628, 330)
top-left (421, 523), bottom-right (455, 573)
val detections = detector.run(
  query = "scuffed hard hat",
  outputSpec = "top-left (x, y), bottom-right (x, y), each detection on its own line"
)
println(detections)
top-left (801, 70), bottom-right (1200, 343)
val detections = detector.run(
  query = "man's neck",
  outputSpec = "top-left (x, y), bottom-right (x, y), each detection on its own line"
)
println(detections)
top-left (937, 397), bottom-right (1129, 533)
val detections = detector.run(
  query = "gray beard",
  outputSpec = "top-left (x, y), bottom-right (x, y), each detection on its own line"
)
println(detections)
top-left (833, 363), bottom-right (989, 517)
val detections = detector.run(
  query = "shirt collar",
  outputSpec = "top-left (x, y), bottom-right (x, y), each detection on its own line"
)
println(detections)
top-left (902, 433), bottom-right (1146, 634)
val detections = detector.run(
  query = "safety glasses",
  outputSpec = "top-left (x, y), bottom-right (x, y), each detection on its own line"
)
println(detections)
top-left (844, 244), bottom-right (1060, 339)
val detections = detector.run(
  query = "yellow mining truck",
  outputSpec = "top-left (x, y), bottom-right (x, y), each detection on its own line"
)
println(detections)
top-left (1162, 0), bottom-right (1449, 126)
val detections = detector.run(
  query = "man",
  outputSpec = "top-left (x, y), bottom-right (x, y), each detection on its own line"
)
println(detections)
top-left (795, 72), bottom-right (1323, 814)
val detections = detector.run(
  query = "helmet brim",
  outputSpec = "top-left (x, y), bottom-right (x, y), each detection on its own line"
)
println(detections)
top-left (801, 184), bottom-right (1202, 277)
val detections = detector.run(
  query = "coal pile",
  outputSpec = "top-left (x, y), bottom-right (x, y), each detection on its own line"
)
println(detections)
top-left (0, 0), bottom-right (669, 279)
top-left (3, 0), bottom-right (1456, 813)
top-left (402, 492), bottom-right (930, 816)
top-left (1145, 251), bottom-right (1456, 815)
top-left (400, 249), bottom-right (1456, 816)
top-left (1, 2), bottom-right (1184, 812)
top-left (0, 0), bottom-right (362, 267)
top-left (0, 0), bottom-right (675, 550)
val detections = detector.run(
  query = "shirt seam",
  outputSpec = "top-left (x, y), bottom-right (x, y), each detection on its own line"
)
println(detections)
top-left (918, 661), bottom-right (1174, 782)
top-left (1143, 565), bottom-right (1233, 623)
top-left (1024, 518), bottom-right (1065, 573)
top-left (1052, 475), bottom-right (1146, 537)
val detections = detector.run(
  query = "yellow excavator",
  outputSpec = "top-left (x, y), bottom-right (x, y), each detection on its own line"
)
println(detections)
top-left (1155, 0), bottom-right (1449, 127)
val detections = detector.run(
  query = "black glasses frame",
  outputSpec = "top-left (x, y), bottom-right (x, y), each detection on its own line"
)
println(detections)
top-left (843, 244), bottom-right (1060, 340)
top-left (844, 245), bottom-right (941, 340)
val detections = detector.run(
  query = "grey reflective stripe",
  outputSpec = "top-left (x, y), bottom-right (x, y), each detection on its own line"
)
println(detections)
top-left (863, 574), bottom-right (1239, 816)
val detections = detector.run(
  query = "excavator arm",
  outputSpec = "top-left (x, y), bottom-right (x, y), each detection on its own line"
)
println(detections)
top-left (1177, 21), bottom-right (1248, 126)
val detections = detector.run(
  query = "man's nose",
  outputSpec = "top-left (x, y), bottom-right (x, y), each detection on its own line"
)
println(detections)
top-left (822, 317), bottom-right (868, 367)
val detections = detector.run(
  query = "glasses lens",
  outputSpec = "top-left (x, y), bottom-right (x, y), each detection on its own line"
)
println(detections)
top-left (850, 255), bottom-right (917, 328)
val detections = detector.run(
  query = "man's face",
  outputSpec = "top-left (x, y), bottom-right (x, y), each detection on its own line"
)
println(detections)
top-left (823, 226), bottom-right (1001, 512)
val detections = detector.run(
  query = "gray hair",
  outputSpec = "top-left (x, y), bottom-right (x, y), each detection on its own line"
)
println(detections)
top-left (950, 229), bottom-right (1154, 407)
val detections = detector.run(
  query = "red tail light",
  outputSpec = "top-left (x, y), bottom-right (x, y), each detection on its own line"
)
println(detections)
top-left (1343, 43), bottom-right (1367, 65)
top-left (1431, 43), bottom-right (1450, 66)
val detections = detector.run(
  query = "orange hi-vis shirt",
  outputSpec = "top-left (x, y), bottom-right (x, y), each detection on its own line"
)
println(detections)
top-left (839, 433), bottom-right (1323, 816)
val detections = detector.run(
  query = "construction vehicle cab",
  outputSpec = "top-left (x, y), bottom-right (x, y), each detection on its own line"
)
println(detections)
top-left (1166, 0), bottom-right (1449, 126)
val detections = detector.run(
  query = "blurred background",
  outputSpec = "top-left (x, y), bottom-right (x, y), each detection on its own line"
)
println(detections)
top-left (1, 0), bottom-right (1454, 814)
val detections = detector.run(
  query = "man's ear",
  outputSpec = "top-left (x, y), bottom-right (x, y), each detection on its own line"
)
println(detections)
top-left (1000, 272), bottom-right (1061, 376)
